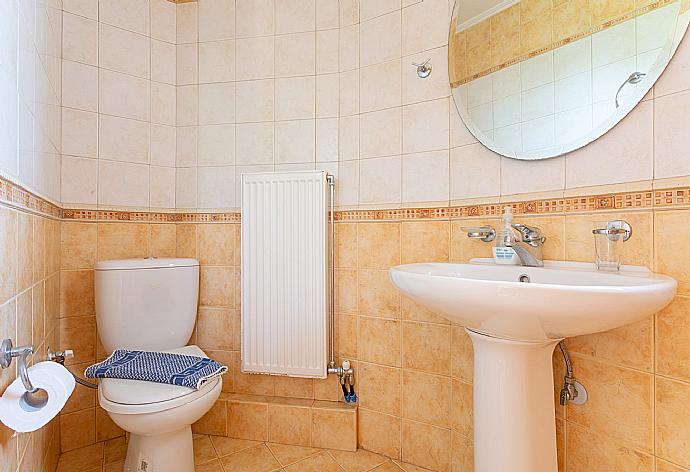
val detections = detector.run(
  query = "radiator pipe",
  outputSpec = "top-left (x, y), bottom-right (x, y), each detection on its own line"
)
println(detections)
top-left (327, 173), bottom-right (336, 370)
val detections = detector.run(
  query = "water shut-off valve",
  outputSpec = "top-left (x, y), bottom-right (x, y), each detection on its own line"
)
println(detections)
top-left (329, 359), bottom-right (357, 403)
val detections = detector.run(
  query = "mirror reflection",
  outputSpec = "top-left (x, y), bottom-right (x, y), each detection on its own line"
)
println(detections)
top-left (449, 0), bottom-right (690, 160)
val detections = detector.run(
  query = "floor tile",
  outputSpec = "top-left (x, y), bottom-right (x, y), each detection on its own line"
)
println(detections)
top-left (194, 435), bottom-right (219, 464)
top-left (211, 435), bottom-right (262, 457)
top-left (267, 443), bottom-right (320, 467)
top-left (219, 444), bottom-right (282, 472)
top-left (283, 452), bottom-right (344, 472)
top-left (329, 448), bottom-right (388, 471)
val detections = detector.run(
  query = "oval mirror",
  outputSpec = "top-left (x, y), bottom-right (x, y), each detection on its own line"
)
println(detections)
top-left (449, 0), bottom-right (690, 160)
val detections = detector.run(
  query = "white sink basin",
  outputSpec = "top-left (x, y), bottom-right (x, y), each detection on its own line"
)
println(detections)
top-left (389, 259), bottom-right (677, 342)
top-left (389, 259), bottom-right (677, 472)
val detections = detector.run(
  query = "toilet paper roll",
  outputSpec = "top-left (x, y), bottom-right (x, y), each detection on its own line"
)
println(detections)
top-left (0, 361), bottom-right (76, 433)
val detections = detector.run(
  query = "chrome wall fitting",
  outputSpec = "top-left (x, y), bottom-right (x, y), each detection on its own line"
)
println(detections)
top-left (412, 58), bottom-right (432, 78)
top-left (558, 341), bottom-right (587, 406)
top-left (1, 339), bottom-right (49, 410)
top-left (46, 346), bottom-right (98, 389)
top-left (461, 226), bottom-right (496, 242)
top-left (592, 220), bottom-right (632, 242)
top-left (328, 359), bottom-right (356, 403)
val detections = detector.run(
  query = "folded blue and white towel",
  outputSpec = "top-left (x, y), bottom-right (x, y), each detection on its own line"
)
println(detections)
top-left (85, 350), bottom-right (228, 390)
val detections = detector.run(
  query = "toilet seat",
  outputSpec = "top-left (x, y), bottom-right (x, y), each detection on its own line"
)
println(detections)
top-left (98, 345), bottom-right (221, 415)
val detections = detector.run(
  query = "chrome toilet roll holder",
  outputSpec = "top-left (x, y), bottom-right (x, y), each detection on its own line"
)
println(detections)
top-left (0, 338), bottom-right (49, 410)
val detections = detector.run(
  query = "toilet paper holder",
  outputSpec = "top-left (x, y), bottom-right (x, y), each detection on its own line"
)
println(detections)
top-left (0, 339), bottom-right (49, 409)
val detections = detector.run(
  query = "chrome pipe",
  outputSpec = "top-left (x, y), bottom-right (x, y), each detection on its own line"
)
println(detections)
top-left (327, 174), bottom-right (336, 369)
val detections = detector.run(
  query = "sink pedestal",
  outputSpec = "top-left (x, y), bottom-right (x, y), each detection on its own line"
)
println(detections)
top-left (467, 329), bottom-right (560, 472)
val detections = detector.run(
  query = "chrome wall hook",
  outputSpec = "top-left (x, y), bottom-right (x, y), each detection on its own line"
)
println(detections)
top-left (1, 339), bottom-right (49, 410)
top-left (412, 58), bottom-right (432, 78)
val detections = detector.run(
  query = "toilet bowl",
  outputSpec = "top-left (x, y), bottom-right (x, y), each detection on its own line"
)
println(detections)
top-left (94, 258), bottom-right (220, 472)
top-left (98, 345), bottom-right (222, 472)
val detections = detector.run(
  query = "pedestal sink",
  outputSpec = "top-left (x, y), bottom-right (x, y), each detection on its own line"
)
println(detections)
top-left (389, 259), bottom-right (676, 472)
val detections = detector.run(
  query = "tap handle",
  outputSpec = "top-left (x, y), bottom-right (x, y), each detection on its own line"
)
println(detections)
top-left (511, 224), bottom-right (545, 244)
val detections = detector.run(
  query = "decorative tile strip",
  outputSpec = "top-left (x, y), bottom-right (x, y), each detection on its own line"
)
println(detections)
top-left (62, 209), bottom-right (242, 223)
top-left (0, 174), bottom-right (62, 219)
top-left (334, 191), bottom-right (665, 222)
top-left (451, 0), bottom-right (675, 88)
top-left (5, 173), bottom-right (690, 224)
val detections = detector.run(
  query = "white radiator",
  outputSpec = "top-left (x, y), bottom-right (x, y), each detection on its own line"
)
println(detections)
top-left (241, 171), bottom-right (328, 378)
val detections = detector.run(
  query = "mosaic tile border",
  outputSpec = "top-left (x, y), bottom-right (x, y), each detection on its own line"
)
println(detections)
top-left (450, 0), bottom-right (678, 88)
top-left (0, 174), bottom-right (62, 219)
top-left (61, 209), bottom-right (241, 223)
top-left (4, 173), bottom-right (690, 224)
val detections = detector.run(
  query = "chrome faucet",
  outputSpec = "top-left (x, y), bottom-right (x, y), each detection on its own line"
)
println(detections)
top-left (462, 223), bottom-right (546, 267)
top-left (508, 224), bottom-right (545, 267)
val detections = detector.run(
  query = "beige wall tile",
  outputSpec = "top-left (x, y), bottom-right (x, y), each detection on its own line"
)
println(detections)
top-left (200, 266), bottom-right (234, 307)
top-left (358, 269), bottom-right (401, 319)
top-left (60, 270), bottom-right (95, 317)
top-left (338, 313), bottom-right (358, 359)
top-left (0, 207), bottom-right (17, 305)
top-left (95, 407), bottom-right (124, 443)
top-left (451, 379), bottom-right (473, 438)
top-left (61, 223), bottom-right (97, 270)
top-left (656, 377), bottom-right (690, 468)
top-left (176, 224), bottom-right (198, 259)
top-left (268, 404), bottom-right (311, 446)
top-left (656, 211), bottom-right (690, 294)
top-left (60, 408), bottom-right (95, 452)
top-left (311, 406), bottom-right (357, 451)
top-left (198, 224), bottom-right (234, 265)
top-left (402, 321), bottom-right (451, 376)
top-left (402, 370), bottom-right (451, 428)
top-left (451, 431), bottom-right (474, 472)
top-left (451, 326), bottom-right (474, 383)
top-left (97, 223), bottom-right (149, 261)
top-left (335, 223), bottom-right (357, 269)
top-left (60, 316), bottom-right (96, 366)
top-left (401, 221), bottom-right (450, 264)
top-left (359, 362), bottom-right (402, 416)
top-left (357, 223), bottom-right (401, 269)
top-left (567, 316), bottom-right (653, 372)
top-left (358, 409), bottom-right (402, 459)
top-left (402, 296), bottom-right (449, 325)
top-left (401, 419), bottom-right (451, 472)
top-left (16, 213), bottom-right (33, 293)
top-left (358, 316), bottom-right (401, 367)
top-left (197, 307), bottom-right (235, 350)
top-left (191, 399), bottom-right (227, 437)
top-left (234, 365), bottom-right (275, 397)
top-left (656, 296), bottom-right (690, 382)
top-left (567, 356), bottom-right (654, 452)
top-left (274, 376), bottom-right (314, 400)
top-left (566, 422), bottom-right (653, 472)
top-left (336, 269), bottom-right (358, 314)
top-left (149, 224), bottom-right (176, 258)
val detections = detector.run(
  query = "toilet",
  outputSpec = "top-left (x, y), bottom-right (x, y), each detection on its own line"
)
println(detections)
top-left (94, 258), bottom-right (222, 472)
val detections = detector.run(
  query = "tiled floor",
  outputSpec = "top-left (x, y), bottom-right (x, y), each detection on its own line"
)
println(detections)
top-left (56, 434), bottom-right (432, 472)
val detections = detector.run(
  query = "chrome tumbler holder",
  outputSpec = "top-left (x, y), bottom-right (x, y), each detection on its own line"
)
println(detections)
top-left (0, 339), bottom-right (49, 410)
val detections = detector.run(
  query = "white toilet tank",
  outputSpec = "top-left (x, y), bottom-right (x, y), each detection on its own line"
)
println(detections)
top-left (95, 258), bottom-right (200, 354)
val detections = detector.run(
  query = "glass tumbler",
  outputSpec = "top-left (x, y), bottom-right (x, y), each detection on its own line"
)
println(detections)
top-left (593, 221), bottom-right (626, 271)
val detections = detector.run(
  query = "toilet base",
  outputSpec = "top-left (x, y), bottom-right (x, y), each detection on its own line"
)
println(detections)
top-left (123, 426), bottom-right (194, 472)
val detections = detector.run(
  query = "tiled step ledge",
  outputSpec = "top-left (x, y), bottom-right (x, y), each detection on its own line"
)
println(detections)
top-left (193, 393), bottom-right (357, 452)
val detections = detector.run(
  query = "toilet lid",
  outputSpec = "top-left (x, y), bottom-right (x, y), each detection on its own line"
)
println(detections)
top-left (99, 345), bottom-right (219, 405)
